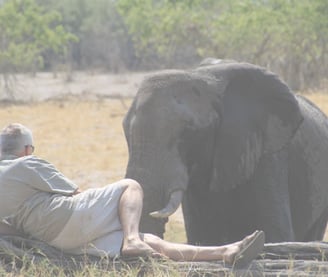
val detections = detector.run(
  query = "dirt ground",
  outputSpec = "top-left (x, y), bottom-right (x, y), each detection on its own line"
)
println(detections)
top-left (0, 71), bottom-right (149, 101)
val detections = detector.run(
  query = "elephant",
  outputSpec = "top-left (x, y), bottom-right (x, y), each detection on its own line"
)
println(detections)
top-left (123, 62), bottom-right (328, 245)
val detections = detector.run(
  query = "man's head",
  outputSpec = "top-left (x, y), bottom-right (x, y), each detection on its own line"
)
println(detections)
top-left (0, 123), bottom-right (34, 157)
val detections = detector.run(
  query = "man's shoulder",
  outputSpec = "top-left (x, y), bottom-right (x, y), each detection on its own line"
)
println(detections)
top-left (1, 156), bottom-right (50, 169)
top-left (0, 156), bottom-right (55, 183)
top-left (19, 156), bottom-right (53, 167)
top-left (0, 155), bottom-right (25, 168)
top-left (0, 156), bottom-right (35, 178)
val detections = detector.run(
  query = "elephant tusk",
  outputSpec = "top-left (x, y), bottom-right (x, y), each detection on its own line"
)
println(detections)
top-left (149, 189), bottom-right (184, 218)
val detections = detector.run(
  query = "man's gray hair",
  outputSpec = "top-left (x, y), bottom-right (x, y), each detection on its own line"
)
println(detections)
top-left (0, 123), bottom-right (34, 156)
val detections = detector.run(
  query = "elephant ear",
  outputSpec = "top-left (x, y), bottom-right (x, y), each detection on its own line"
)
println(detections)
top-left (209, 65), bottom-right (303, 191)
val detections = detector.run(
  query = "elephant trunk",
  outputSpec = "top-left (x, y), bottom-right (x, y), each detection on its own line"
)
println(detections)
top-left (125, 165), bottom-right (168, 236)
top-left (125, 145), bottom-right (188, 237)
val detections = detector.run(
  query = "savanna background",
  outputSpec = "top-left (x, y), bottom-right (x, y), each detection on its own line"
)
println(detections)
top-left (0, 0), bottom-right (328, 275)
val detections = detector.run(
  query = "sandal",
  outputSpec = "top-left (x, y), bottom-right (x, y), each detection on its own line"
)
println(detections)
top-left (233, 230), bottom-right (265, 269)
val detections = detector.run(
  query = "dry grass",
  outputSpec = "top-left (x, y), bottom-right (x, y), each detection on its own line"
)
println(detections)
top-left (0, 99), bottom-right (130, 189)
top-left (0, 91), bottom-right (327, 245)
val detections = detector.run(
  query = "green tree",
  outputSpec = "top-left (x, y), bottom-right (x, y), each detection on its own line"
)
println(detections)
top-left (116, 0), bottom-right (213, 67)
top-left (41, 0), bottom-right (133, 71)
top-left (0, 0), bottom-right (77, 98)
top-left (117, 0), bottom-right (328, 90)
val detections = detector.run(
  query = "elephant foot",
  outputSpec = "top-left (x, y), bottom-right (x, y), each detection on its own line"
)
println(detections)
top-left (228, 230), bottom-right (265, 269)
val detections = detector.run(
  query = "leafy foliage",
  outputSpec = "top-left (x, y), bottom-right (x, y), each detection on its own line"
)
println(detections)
top-left (40, 0), bottom-right (133, 71)
top-left (1, 0), bottom-right (328, 90)
top-left (117, 0), bottom-right (328, 90)
top-left (0, 0), bottom-right (76, 73)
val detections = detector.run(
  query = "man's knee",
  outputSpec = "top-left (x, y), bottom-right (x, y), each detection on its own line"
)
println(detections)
top-left (119, 178), bottom-right (143, 194)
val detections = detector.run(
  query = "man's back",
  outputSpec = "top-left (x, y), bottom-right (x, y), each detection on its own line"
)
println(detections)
top-left (0, 155), bottom-right (77, 241)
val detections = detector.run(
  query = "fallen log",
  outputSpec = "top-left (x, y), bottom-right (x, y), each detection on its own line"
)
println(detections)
top-left (1, 235), bottom-right (328, 276)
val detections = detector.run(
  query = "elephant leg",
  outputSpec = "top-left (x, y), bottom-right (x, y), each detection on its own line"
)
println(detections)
top-left (182, 191), bottom-right (213, 245)
top-left (182, 190), bottom-right (216, 245)
top-left (303, 208), bottom-right (328, 241)
top-left (182, 188), bottom-right (229, 246)
top-left (181, 194), bottom-right (196, 244)
top-left (253, 150), bottom-right (295, 242)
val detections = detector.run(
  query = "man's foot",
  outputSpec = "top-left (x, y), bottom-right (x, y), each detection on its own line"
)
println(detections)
top-left (225, 230), bottom-right (265, 269)
top-left (121, 237), bottom-right (163, 259)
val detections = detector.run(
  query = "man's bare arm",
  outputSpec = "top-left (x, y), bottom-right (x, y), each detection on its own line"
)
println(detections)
top-left (0, 221), bottom-right (23, 236)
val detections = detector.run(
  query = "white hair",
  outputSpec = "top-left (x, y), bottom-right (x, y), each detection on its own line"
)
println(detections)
top-left (0, 123), bottom-right (34, 156)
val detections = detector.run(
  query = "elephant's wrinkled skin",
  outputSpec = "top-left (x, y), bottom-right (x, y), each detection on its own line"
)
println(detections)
top-left (123, 62), bottom-right (328, 245)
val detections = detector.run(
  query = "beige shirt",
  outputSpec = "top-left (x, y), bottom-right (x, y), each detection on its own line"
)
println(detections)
top-left (0, 155), bottom-right (78, 241)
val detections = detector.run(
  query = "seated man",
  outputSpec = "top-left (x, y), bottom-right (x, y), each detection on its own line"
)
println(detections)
top-left (0, 123), bottom-right (264, 267)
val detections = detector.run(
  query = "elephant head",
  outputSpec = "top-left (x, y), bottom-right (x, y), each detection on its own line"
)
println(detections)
top-left (123, 62), bottom-right (303, 239)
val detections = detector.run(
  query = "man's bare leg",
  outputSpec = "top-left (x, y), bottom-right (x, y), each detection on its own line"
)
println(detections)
top-left (118, 179), bottom-right (158, 257)
top-left (142, 230), bottom-right (264, 264)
